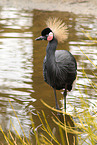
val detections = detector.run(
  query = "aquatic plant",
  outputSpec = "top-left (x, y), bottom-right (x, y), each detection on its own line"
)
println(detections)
top-left (0, 67), bottom-right (96, 145)
top-left (0, 92), bottom-right (96, 145)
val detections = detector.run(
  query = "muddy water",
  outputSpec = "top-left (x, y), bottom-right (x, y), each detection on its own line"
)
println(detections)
top-left (0, 8), bottom-right (97, 144)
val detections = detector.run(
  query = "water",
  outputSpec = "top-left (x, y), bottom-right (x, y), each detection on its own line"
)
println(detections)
top-left (0, 7), bottom-right (97, 144)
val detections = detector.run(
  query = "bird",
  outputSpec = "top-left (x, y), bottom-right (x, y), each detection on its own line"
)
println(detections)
top-left (35, 17), bottom-right (77, 111)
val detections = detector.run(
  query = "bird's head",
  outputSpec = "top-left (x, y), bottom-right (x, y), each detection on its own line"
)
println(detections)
top-left (35, 17), bottom-right (68, 43)
top-left (35, 27), bottom-right (54, 42)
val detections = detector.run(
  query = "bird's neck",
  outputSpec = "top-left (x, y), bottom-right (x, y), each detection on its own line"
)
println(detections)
top-left (46, 39), bottom-right (58, 84)
top-left (46, 38), bottom-right (58, 62)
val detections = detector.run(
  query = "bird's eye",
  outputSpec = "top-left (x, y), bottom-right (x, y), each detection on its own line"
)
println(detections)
top-left (49, 32), bottom-right (53, 36)
top-left (47, 32), bottom-right (53, 41)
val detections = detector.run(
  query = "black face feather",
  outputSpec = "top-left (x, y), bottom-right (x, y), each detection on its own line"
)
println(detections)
top-left (41, 28), bottom-right (52, 36)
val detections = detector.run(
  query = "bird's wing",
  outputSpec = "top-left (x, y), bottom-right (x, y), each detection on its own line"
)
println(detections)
top-left (55, 50), bottom-right (77, 74)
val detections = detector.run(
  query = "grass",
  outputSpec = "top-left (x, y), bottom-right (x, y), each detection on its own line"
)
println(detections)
top-left (0, 78), bottom-right (96, 145)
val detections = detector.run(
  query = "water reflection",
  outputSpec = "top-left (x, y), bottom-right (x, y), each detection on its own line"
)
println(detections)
top-left (33, 10), bottom-right (97, 113)
top-left (0, 7), bottom-right (34, 137)
top-left (0, 7), bottom-right (97, 144)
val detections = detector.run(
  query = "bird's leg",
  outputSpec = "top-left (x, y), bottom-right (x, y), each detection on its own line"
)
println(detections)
top-left (63, 85), bottom-right (67, 112)
top-left (53, 88), bottom-right (60, 110)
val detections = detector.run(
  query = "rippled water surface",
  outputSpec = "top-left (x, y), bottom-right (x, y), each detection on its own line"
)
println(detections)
top-left (0, 7), bottom-right (97, 144)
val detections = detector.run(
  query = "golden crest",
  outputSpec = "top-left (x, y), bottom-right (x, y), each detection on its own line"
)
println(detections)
top-left (46, 17), bottom-right (68, 43)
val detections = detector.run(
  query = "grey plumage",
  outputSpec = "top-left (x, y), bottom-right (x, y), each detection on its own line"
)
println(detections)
top-left (35, 18), bottom-right (77, 111)
top-left (43, 38), bottom-right (77, 91)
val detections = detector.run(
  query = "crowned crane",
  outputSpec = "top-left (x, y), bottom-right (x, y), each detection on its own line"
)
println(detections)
top-left (35, 18), bottom-right (77, 111)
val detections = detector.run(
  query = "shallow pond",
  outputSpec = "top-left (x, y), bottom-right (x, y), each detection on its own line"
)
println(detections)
top-left (0, 7), bottom-right (97, 144)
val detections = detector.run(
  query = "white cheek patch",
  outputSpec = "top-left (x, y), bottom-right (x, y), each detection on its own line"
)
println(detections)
top-left (47, 32), bottom-right (53, 41)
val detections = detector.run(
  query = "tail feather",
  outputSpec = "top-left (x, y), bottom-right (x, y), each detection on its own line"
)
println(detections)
top-left (67, 84), bottom-right (72, 91)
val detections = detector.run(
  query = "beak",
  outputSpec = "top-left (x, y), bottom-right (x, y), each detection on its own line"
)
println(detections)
top-left (35, 36), bottom-right (46, 41)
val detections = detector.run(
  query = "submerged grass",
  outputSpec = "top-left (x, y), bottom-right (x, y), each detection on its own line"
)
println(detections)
top-left (0, 83), bottom-right (96, 145)
top-left (0, 94), bottom-right (96, 144)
